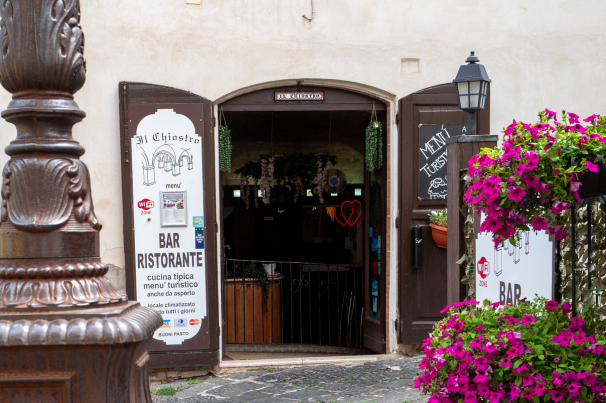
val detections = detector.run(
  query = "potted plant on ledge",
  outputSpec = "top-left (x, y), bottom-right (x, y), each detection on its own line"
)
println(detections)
top-left (415, 297), bottom-right (606, 403)
top-left (429, 209), bottom-right (447, 248)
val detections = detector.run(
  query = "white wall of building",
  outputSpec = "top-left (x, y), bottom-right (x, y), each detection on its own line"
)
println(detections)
top-left (0, 0), bottom-right (603, 353)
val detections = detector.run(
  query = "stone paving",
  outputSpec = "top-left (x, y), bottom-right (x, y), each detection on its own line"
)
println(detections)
top-left (151, 354), bottom-right (427, 403)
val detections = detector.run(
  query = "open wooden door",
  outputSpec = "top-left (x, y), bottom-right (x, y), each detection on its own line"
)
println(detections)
top-left (398, 83), bottom-right (489, 344)
top-left (363, 112), bottom-right (387, 354)
top-left (119, 82), bottom-right (220, 367)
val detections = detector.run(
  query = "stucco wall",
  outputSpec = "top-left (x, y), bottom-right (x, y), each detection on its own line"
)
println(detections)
top-left (0, 0), bottom-right (604, 352)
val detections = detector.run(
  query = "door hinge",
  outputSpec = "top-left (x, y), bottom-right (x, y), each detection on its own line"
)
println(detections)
top-left (215, 222), bottom-right (219, 233)
top-left (211, 117), bottom-right (216, 127)
top-left (395, 113), bottom-right (399, 125)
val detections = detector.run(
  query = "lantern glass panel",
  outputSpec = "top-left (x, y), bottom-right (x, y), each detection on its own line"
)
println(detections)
top-left (460, 94), bottom-right (469, 109)
top-left (457, 82), bottom-right (468, 95)
top-left (470, 95), bottom-right (480, 108)
top-left (469, 81), bottom-right (481, 94)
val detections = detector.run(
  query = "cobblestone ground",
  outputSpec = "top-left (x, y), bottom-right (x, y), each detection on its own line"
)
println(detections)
top-left (151, 354), bottom-right (427, 403)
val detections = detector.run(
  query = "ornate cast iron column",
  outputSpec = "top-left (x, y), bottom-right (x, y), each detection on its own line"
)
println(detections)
top-left (0, 1), bottom-right (162, 402)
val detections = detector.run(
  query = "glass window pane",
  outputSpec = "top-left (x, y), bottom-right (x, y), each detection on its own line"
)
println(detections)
top-left (470, 95), bottom-right (479, 108)
top-left (469, 81), bottom-right (481, 94)
top-left (457, 82), bottom-right (469, 95)
top-left (460, 95), bottom-right (469, 109)
top-left (480, 95), bottom-right (486, 108)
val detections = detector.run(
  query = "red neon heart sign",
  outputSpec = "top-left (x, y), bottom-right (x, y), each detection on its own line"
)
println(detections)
top-left (335, 200), bottom-right (362, 227)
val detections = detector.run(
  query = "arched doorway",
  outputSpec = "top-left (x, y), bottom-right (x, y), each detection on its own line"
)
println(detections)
top-left (217, 82), bottom-right (393, 356)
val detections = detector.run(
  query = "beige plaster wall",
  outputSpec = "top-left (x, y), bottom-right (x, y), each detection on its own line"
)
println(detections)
top-left (0, 0), bottom-right (604, 353)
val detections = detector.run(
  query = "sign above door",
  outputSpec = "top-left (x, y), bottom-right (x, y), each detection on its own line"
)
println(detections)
top-left (275, 91), bottom-right (324, 101)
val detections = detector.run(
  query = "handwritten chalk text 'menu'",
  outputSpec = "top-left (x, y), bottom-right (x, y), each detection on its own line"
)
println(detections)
top-left (420, 128), bottom-right (451, 160)
top-left (420, 150), bottom-right (447, 178)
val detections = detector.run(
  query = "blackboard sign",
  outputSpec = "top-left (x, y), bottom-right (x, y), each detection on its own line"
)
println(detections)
top-left (418, 124), bottom-right (467, 200)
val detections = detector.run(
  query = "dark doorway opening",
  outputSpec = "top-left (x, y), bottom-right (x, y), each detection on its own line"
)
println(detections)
top-left (220, 95), bottom-right (387, 356)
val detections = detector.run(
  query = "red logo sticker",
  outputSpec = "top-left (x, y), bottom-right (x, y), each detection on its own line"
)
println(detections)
top-left (189, 319), bottom-right (200, 326)
top-left (477, 257), bottom-right (490, 279)
top-left (138, 199), bottom-right (155, 210)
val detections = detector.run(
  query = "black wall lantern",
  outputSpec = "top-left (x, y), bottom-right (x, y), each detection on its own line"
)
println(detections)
top-left (453, 51), bottom-right (491, 134)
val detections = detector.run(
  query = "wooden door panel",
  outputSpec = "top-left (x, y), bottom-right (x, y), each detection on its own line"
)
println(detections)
top-left (398, 83), bottom-right (490, 344)
top-left (417, 226), bottom-right (448, 318)
top-left (119, 82), bottom-right (220, 366)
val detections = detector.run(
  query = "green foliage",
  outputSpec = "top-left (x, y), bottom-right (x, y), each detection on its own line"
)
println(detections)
top-left (151, 386), bottom-right (189, 396)
top-left (429, 209), bottom-right (447, 228)
top-left (245, 262), bottom-right (270, 310)
top-left (187, 379), bottom-right (204, 385)
top-left (365, 121), bottom-right (383, 172)
top-left (219, 125), bottom-right (232, 173)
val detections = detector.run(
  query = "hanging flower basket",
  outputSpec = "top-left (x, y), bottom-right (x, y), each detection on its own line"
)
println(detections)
top-left (429, 223), bottom-right (447, 249)
top-left (465, 110), bottom-right (606, 247)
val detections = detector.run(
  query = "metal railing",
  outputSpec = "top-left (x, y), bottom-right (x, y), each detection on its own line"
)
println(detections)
top-left (224, 259), bottom-right (363, 348)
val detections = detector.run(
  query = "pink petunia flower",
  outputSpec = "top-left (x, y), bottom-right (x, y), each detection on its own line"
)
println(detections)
top-left (498, 358), bottom-right (512, 368)
top-left (531, 216), bottom-right (548, 231)
top-left (508, 186), bottom-right (526, 202)
top-left (561, 302), bottom-right (571, 315)
top-left (521, 314), bottom-right (538, 326)
top-left (584, 114), bottom-right (600, 122)
top-left (548, 389), bottom-right (565, 402)
top-left (552, 201), bottom-right (569, 214)
top-left (439, 304), bottom-right (451, 314)
top-left (482, 216), bottom-right (503, 232)
top-left (537, 183), bottom-right (551, 194)
top-left (573, 333), bottom-right (586, 345)
top-left (568, 112), bottom-right (580, 124)
top-left (585, 160), bottom-right (599, 173)
top-left (545, 300), bottom-right (559, 311)
top-left (545, 109), bottom-right (557, 119)
top-left (569, 317), bottom-right (585, 332)
top-left (570, 181), bottom-right (583, 193)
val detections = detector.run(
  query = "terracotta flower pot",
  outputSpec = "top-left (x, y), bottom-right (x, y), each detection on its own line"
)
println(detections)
top-left (429, 223), bottom-right (447, 248)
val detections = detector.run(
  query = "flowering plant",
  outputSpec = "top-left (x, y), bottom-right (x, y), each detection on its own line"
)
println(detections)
top-left (465, 110), bottom-right (606, 247)
top-left (430, 209), bottom-right (448, 228)
top-left (415, 297), bottom-right (606, 403)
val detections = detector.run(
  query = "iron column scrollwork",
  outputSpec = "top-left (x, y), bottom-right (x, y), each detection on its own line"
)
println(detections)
top-left (0, 1), bottom-right (162, 402)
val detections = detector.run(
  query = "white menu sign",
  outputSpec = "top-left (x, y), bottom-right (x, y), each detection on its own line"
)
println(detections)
top-left (131, 109), bottom-right (207, 346)
top-left (475, 214), bottom-right (554, 304)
